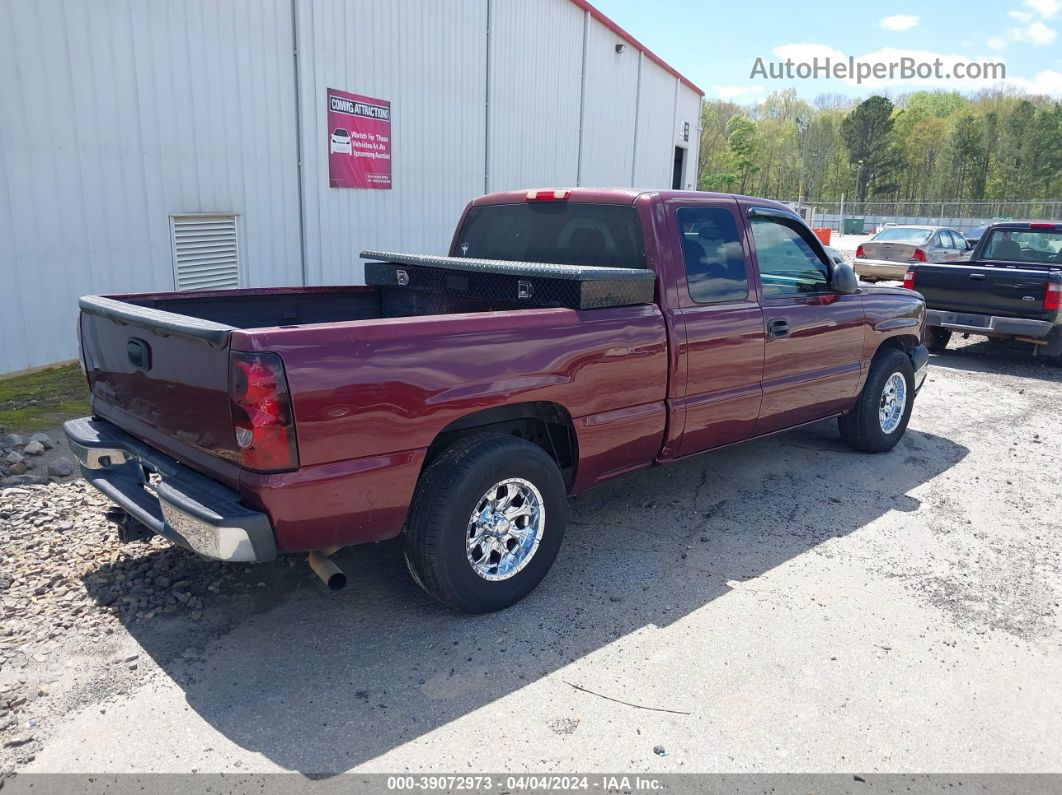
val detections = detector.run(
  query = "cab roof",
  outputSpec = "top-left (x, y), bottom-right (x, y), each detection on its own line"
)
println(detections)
top-left (471, 188), bottom-right (794, 212)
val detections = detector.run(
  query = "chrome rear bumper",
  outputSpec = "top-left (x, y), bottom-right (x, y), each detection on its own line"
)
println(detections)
top-left (925, 309), bottom-right (1054, 337)
top-left (64, 417), bottom-right (276, 563)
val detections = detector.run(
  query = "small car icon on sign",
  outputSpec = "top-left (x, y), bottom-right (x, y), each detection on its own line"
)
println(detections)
top-left (330, 128), bottom-right (353, 155)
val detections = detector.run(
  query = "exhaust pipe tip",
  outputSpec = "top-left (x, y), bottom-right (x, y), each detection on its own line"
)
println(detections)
top-left (324, 571), bottom-right (347, 592)
top-left (308, 551), bottom-right (347, 592)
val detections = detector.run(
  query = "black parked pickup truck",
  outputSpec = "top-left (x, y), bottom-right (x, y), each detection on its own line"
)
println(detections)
top-left (906, 221), bottom-right (1062, 362)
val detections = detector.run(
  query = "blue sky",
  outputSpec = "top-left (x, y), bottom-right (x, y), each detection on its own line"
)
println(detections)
top-left (593, 0), bottom-right (1062, 101)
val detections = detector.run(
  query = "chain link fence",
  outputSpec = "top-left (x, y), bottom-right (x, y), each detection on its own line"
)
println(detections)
top-left (784, 200), bottom-right (1062, 236)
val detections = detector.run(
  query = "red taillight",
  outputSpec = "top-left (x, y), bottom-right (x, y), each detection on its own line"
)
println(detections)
top-left (525, 189), bottom-right (571, 201)
top-left (911, 248), bottom-right (927, 262)
top-left (1045, 282), bottom-right (1062, 312)
top-left (1030, 223), bottom-right (1057, 230)
top-left (903, 270), bottom-right (915, 289)
top-left (230, 351), bottom-right (299, 472)
top-left (855, 245), bottom-right (865, 258)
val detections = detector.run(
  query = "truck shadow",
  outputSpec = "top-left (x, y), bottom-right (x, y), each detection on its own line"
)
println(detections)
top-left (82, 420), bottom-right (967, 776)
top-left (929, 339), bottom-right (1062, 382)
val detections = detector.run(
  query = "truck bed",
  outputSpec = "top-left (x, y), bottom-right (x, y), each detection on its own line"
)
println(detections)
top-left (102, 284), bottom-right (519, 333)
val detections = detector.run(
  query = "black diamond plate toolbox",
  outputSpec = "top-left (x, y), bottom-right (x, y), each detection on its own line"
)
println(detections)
top-left (361, 250), bottom-right (656, 311)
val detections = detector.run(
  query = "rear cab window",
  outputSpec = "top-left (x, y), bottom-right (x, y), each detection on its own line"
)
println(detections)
top-left (873, 227), bottom-right (932, 244)
top-left (982, 228), bottom-right (1062, 265)
top-left (676, 206), bottom-right (749, 303)
top-left (454, 203), bottom-right (646, 269)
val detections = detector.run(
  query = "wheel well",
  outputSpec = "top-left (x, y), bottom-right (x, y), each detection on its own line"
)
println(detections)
top-left (876, 334), bottom-right (919, 359)
top-left (424, 402), bottom-right (577, 487)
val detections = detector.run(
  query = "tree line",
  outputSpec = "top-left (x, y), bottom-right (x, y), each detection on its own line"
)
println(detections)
top-left (697, 88), bottom-right (1062, 205)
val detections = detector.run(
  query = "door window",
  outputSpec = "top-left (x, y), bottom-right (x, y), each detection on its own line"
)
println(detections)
top-left (676, 207), bottom-right (749, 303)
top-left (749, 216), bottom-right (829, 297)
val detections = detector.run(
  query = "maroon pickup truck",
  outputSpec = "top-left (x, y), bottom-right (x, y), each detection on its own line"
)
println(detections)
top-left (66, 189), bottom-right (928, 612)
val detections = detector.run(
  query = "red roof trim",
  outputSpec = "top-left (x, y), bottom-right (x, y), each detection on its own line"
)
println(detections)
top-left (567, 0), bottom-right (704, 96)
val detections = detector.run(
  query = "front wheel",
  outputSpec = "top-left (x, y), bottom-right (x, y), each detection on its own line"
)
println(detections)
top-left (404, 434), bottom-right (568, 613)
top-left (838, 348), bottom-right (915, 453)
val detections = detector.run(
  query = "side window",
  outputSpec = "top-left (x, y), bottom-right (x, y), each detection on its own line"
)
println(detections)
top-left (749, 216), bottom-right (829, 297)
top-left (676, 206), bottom-right (749, 303)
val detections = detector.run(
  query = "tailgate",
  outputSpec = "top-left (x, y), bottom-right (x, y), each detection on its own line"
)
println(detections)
top-left (912, 264), bottom-right (1057, 320)
top-left (78, 296), bottom-right (240, 477)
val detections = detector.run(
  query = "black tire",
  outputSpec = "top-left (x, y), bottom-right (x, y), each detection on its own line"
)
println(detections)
top-left (838, 348), bottom-right (916, 453)
top-left (924, 326), bottom-right (951, 353)
top-left (404, 433), bottom-right (567, 613)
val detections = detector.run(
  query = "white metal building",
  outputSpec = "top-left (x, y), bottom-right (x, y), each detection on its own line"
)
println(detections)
top-left (0, 0), bottom-right (703, 375)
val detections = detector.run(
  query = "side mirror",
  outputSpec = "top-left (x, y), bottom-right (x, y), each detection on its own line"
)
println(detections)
top-left (831, 261), bottom-right (860, 294)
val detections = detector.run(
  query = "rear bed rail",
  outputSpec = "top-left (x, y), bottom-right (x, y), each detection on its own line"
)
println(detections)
top-left (79, 295), bottom-right (235, 349)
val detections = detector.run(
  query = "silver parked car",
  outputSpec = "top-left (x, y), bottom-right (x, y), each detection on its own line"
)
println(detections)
top-left (854, 226), bottom-right (970, 282)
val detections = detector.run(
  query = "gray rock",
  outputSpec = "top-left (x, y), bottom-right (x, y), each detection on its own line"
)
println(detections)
top-left (7, 462), bottom-right (27, 476)
top-left (28, 433), bottom-right (53, 450)
top-left (46, 457), bottom-right (75, 478)
top-left (1, 434), bottom-right (25, 448)
top-left (4, 451), bottom-right (23, 466)
top-left (21, 441), bottom-right (45, 456)
top-left (3, 735), bottom-right (33, 748)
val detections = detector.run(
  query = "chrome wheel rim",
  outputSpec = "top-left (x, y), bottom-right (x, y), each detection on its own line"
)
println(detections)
top-left (879, 372), bottom-right (907, 434)
top-left (466, 478), bottom-right (544, 581)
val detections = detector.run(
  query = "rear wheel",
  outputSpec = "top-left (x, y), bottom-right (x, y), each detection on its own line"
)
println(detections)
top-left (923, 326), bottom-right (951, 353)
top-left (404, 434), bottom-right (567, 613)
top-left (839, 348), bottom-right (915, 453)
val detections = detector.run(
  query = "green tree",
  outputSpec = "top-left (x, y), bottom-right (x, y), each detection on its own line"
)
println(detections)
top-left (840, 96), bottom-right (898, 202)
top-left (724, 115), bottom-right (760, 194)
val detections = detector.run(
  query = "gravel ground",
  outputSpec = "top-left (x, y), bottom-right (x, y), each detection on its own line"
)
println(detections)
top-left (1, 336), bottom-right (1061, 777)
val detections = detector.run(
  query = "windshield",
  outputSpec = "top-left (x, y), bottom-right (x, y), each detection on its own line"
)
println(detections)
top-left (333, 129), bottom-right (349, 137)
top-left (872, 227), bottom-right (932, 244)
top-left (455, 202), bottom-right (646, 268)
top-left (982, 229), bottom-right (1062, 264)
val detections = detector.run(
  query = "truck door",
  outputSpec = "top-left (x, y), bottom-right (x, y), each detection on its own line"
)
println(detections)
top-left (667, 200), bottom-right (765, 457)
top-left (745, 207), bottom-right (865, 435)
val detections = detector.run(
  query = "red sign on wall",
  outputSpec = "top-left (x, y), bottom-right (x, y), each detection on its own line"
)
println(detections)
top-left (327, 88), bottom-right (391, 189)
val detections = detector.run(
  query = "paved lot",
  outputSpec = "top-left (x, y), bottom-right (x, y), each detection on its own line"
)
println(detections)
top-left (2, 337), bottom-right (1061, 776)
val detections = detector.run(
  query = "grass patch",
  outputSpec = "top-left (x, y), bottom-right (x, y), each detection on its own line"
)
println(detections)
top-left (0, 364), bottom-right (90, 433)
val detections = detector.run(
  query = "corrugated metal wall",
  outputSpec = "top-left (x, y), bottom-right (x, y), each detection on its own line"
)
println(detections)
top-left (486, 0), bottom-right (584, 191)
top-left (0, 0), bottom-right (302, 374)
top-left (632, 54), bottom-right (682, 188)
top-left (295, 0), bottom-right (488, 286)
top-left (580, 17), bottom-right (640, 186)
top-left (0, 0), bottom-right (703, 373)
top-left (673, 78), bottom-right (702, 189)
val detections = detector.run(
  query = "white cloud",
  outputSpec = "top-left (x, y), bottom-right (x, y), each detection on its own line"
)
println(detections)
top-left (880, 14), bottom-right (920, 31)
top-left (1009, 9), bottom-right (1035, 21)
top-left (1023, 0), bottom-right (1060, 18)
top-left (772, 43), bottom-right (847, 63)
top-left (1004, 68), bottom-right (1062, 95)
top-left (986, 35), bottom-right (1010, 49)
top-left (714, 85), bottom-right (766, 99)
top-left (1010, 20), bottom-right (1058, 44)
